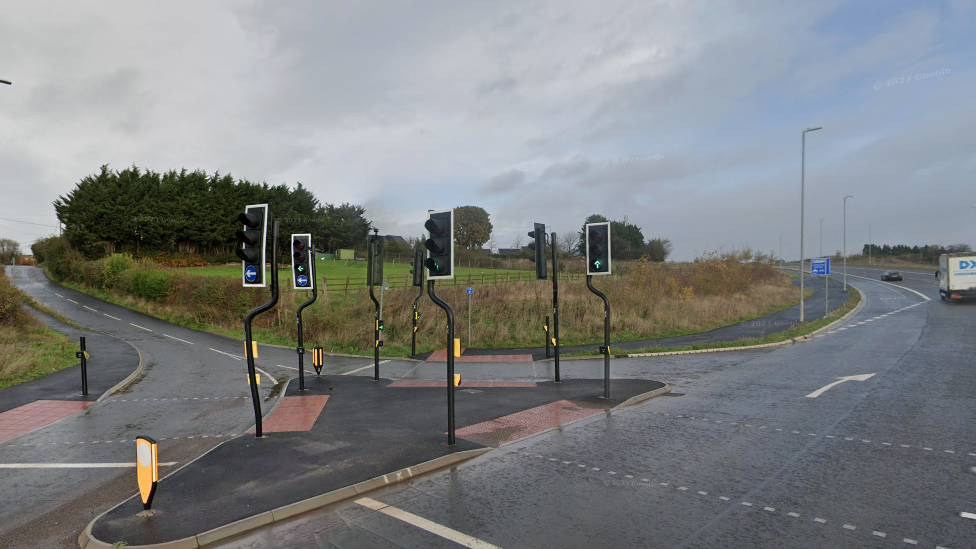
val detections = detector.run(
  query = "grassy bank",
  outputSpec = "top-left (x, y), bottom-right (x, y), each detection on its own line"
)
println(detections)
top-left (604, 285), bottom-right (862, 356)
top-left (0, 271), bottom-right (79, 389)
top-left (52, 253), bottom-right (802, 356)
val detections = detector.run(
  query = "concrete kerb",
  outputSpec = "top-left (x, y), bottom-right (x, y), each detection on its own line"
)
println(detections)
top-left (96, 333), bottom-right (146, 403)
top-left (622, 284), bottom-right (867, 359)
top-left (615, 384), bottom-right (672, 408)
top-left (79, 448), bottom-right (491, 549)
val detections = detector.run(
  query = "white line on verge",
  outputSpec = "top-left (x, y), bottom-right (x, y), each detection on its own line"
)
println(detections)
top-left (162, 334), bottom-right (194, 345)
top-left (342, 360), bottom-right (389, 375)
top-left (103, 314), bottom-right (121, 321)
top-left (0, 462), bottom-right (178, 469)
top-left (356, 497), bottom-right (502, 548)
top-left (130, 323), bottom-right (152, 332)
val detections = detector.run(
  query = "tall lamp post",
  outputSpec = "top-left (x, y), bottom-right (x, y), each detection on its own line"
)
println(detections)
top-left (843, 195), bottom-right (853, 291)
top-left (800, 126), bottom-right (823, 323)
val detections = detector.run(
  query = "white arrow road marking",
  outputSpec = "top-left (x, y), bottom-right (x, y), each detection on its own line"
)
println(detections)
top-left (806, 373), bottom-right (876, 398)
top-left (0, 462), bottom-right (178, 468)
top-left (356, 497), bottom-right (502, 549)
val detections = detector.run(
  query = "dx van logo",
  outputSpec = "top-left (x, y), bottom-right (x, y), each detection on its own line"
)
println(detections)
top-left (960, 260), bottom-right (975, 270)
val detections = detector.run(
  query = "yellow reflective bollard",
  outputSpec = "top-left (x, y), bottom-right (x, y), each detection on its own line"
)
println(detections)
top-left (453, 338), bottom-right (461, 357)
top-left (244, 341), bottom-right (258, 358)
top-left (247, 374), bottom-right (261, 386)
top-left (136, 436), bottom-right (158, 511)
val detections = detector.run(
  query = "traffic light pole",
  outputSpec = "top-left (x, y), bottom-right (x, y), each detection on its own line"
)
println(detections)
top-left (368, 232), bottom-right (381, 381)
top-left (427, 280), bottom-right (456, 445)
top-left (244, 218), bottom-right (279, 438)
top-left (296, 256), bottom-right (317, 392)
top-left (551, 232), bottom-right (561, 383)
top-left (586, 274), bottom-right (610, 399)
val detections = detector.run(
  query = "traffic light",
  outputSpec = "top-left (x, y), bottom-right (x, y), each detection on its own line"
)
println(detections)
top-left (367, 234), bottom-right (385, 286)
top-left (410, 248), bottom-right (424, 286)
top-left (585, 222), bottom-right (611, 275)
top-left (424, 209), bottom-right (453, 279)
top-left (527, 222), bottom-right (547, 280)
top-left (291, 233), bottom-right (314, 290)
top-left (236, 204), bottom-right (268, 287)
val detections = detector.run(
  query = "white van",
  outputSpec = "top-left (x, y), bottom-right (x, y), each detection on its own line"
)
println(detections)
top-left (935, 253), bottom-right (976, 300)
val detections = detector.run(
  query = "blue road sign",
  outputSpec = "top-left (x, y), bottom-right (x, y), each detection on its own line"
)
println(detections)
top-left (466, 287), bottom-right (473, 295)
top-left (296, 274), bottom-right (309, 287)
top-left (244, 265), bottom-right (258, 283)
top-left (811, 258), bottom-right (830, 276)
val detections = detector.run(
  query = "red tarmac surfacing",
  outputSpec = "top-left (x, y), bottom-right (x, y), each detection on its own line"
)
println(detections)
top-left (456, 399), bottom-right (604, 447)
top-left (260, 395), bottom-right (329, 433)
top-left (0, 400), bottom-right (91, 444)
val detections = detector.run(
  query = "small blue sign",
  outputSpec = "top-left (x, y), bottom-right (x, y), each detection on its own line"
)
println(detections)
top-left (466, 287), bottom-right (473, 295)
top-left (811, 258), bottom-right (830, 276)
top-left (296, 275), bottom-right (309, 287)
top-left (244, 265), bottom-right (258, 283)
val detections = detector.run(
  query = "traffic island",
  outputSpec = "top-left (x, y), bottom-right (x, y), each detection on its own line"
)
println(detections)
top-left (83, 375), bottom-right (666, 548)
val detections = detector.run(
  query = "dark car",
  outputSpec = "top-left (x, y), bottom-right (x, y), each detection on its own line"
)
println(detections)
top-left (881, 271), bottom-right (903, 281)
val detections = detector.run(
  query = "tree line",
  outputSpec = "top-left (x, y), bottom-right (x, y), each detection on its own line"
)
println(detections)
top-left (52, 165), bottom-right (372, 259)
top-left (860, 243), bottom-right (972, 263)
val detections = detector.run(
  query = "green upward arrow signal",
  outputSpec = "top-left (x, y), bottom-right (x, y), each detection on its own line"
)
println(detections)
top-left (594, 260), bottom-right (601, 269)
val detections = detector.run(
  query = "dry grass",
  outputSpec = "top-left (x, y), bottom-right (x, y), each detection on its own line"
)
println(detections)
top-left (0, 271), bottom-right (78, 388)
top-left (61, 255), bottom-right (798, 356)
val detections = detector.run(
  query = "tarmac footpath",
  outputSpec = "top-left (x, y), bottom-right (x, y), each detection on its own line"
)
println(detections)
top-left (83, 374), bottom-right (667, 548)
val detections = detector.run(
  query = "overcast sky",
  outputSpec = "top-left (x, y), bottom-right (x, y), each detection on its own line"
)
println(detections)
top-left (1, 0), bottom-right (974, 261)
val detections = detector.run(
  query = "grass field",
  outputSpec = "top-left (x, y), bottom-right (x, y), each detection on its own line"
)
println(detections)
top-left (0, 270), bottom-right (78, 389)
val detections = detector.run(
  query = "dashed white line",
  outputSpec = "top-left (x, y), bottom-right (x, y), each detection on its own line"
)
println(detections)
top-left (960, 512), bottom-right (976, 520)
top-left (903, 539), bottom-right (917, 545)
top-left (788, 512), bottom-right (800, 518)
top-left (54, 293), bottom-right (63, 297)
top-left (843, 524), bottom-right (856, 531)
top-left (162, 334), bottom-right (194, 345)
top-left (67, 299), bottom-right (78, 304)
top-left (873, 531), bottom-right (886, 538)
top-left (83, 305), bottom-right (97, 312)
top-left (209, 348), bottom-right (244, 361)
top-left (355, 497), bottom-right (502, 549)
top-left (103, 314), bottom-right (121, 321)
top-left (130, 323), bottom-right (152, 332)
top-left (814, 518), bottom-right (827, 524)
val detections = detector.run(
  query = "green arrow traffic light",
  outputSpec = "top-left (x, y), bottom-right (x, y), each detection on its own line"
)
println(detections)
top-left (593, 260), bottom-right (601, 269)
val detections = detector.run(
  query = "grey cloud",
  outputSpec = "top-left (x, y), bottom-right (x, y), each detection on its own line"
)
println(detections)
top-left (482, 169), bottom-right (526, 194)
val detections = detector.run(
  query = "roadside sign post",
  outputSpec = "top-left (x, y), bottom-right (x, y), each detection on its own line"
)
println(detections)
top-left (76, 336), bottom-right (88, 396)
top-left (811, 258), bottom-right (831, 318)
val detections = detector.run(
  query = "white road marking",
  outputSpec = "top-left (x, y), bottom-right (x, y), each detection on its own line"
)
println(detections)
top-left (162, 334), bottom-right (194, 345)
top-left (764, 507), bottom-right (775, 512)
top-left (843, 524), bottom-right (856, 530)
top-left (903, 539), bottom-right (917, 545)
top-left (341, 360), bottom-right (390, 375)
top-left (67, 299), bottom-right (78, 304)
top-left (843, 271), bottom-right (932, 301)
top-left (256, 367), bottom-right (277, 385)
top-left (742, 502), bottom-right (752, 507)
top-left (873, 531), bottom-right (886, 538)
top-left (806, 373), bottom-right (876, 398)
top-left (814, 518), bottom-right (827, 523)
top-left (130, 323), bottom-right (152, 332)
top-left (209, 348), bottom-right (244, 361)
top-left (0, 462), bottom-right (178, 468)
top-left (103, 314), bottom-right (121, 321)
top-left (83, 305), bottom-right (97, 312)
top-left (788, 512), bottom-right (800, 517)
top-left (55, 293), bottom-right (63, 297)
top-left (960, 512), bottom-right (976, 520)
top-left (355, 497), bottom-right (502, 549)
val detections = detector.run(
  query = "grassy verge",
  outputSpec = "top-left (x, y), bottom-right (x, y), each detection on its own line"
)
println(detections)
top-left (48, 254), bottom-right (810, 356)
top-left (0, 272), bottom-right (79, 389)
top-left (568, 286), bottom-right (861, 357)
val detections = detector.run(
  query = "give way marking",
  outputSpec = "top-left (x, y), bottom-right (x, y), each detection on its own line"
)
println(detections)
top-left (806, 373), bottom-right (876, 398)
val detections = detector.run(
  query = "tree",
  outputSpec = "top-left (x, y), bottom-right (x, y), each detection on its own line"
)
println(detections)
top-left (320, 203), bottom-right (372, 253)
top-left (453, 206), bottom-right (493, 250)
top-left (645, 238), bottom-right (673, 262)
top-left (559, 232), bottom-right (580, 257)
top-left (0, 238), bottom-right (20, 264)
top-left (946, 243), bottom-right (973, 253)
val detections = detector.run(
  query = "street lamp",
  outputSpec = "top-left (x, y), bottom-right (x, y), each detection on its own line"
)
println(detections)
top-left (844, 195), bottom-right (853, 291)
top-left (800, 126), bottom-right (822, 323)
top-left (819, 218), bottom-right (825, 257)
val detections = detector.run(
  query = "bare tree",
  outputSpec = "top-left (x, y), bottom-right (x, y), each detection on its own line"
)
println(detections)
top-left (487, 232), bottom-right (497, 254)
top-left (560, 232), bottom-right (580, 257)
top-left (512, 233), bottom-right (523, 250)
top-left (0, 238), bottom-right (20, 264)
